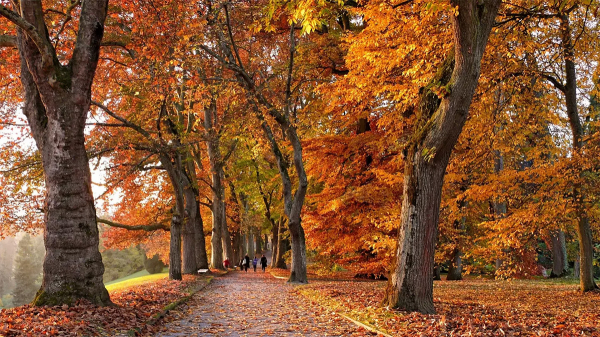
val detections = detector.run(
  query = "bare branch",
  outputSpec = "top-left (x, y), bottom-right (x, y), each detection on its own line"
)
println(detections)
top-left (97, 217), bottom-right (169, 231)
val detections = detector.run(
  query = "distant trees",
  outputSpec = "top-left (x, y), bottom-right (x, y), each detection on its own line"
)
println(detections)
top-left (11, 235), bottom-right (43, 306)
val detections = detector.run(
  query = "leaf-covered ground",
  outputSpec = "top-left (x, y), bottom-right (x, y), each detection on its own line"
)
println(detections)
top-left (297, 276), bottom-right (600, 336)
top-left (0, 274), bottom-right (210, 336)
top-left (153, 270), bottom-right (380, 336)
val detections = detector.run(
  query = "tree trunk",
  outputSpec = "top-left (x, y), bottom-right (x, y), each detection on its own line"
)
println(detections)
top-left (383, 0), bottom-right (501, 314)
top-left (548, 230), bottom-right (568, 277)
top-left (275, 218), bottom-right (288, 269)
top-left (574, 254), bottom-right (581, 279)
top-left (271, 221), bottom-right (280, 268)
top-left (169, 214), bottom-right (182, 280)
top-left (185, 186), bottom-right (208, 270)
top-left (181, 196), bottom-right (197, 274)
top-left (221, 202), bottom-right (234, 262)
top-left (204, 101), bottom-right (227, 269)
top-left (194, 200), bottom-right (209, 269)
top-left (447, 249), bottom-right (463, 281)
top-left (255, 228), bottom-right (262, 255)
top-left (433, 266), bottom-right (441, 281)
top-left (558, 13), bottom-right (597, 292)
top-left (7, 1), bottom-right (112, 306)
top-left (447, 206), bottom-right (466, 281)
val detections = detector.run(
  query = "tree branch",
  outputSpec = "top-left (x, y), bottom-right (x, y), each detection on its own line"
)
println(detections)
top-left (97, 217), bottom-right (169, 231)
top-left (541, 73), bottom-right (566, 93)
top-left (0, 4), bottom-right (55, 69)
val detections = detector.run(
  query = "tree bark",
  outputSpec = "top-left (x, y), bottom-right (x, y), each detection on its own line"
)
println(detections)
top-left (5, 1), bottom-right (112, 306)
top-left (275, 218), bottom-right (288, 269)
top-left (271, 220), bottom-right (280, 268)
top-left (548, 230), bottom-right (568, 277)
top-left (255, 228), bottom-right (262, 255)
top-left (204, 100), bottom-right (228, 269)
top-left (557, 12), bottom-right (597, 292)
top-left (447, 249), bottom-right (463, 281)
top-left (383, 0), bottom-right (501, 314)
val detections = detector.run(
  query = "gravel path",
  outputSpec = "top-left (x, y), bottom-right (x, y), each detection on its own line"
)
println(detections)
top-left (153, 270), bottom-right (376, 336)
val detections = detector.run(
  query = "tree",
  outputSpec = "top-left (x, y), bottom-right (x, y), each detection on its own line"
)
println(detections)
top-left (0, 0), bottom-right (111, 306)
top-left (11, 235), bottom-right (44, 306)
top-left (382, 0), bottom-right (501, 313)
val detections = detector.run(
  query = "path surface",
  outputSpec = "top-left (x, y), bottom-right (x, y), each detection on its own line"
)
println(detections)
top-left (153, 270), bottom-right (375, 337)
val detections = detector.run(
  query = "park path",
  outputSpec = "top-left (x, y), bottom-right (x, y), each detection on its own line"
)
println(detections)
top-left (153, 270), bottom-right (376, 337)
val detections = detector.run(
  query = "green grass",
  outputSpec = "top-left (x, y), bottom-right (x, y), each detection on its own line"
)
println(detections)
top-left (105, 269), bottom-right (169, 292)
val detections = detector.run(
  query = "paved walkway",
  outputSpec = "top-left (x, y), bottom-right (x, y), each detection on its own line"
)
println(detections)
top-left (153, 270), bottom-right (374, 336)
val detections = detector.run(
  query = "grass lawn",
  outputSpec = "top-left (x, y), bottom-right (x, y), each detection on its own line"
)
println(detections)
top-left (105, 268), bottom-right (169, 292)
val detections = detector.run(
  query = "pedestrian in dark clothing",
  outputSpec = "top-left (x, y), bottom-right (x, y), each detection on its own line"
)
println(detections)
top-left (239, 259), bottom-right (244, 271)
top-left (260, 255), bottom-right (267, 272)
top-left (252, 256), bottom-right (258, 272)
top-left (244, 255), bottom-right (250, 272)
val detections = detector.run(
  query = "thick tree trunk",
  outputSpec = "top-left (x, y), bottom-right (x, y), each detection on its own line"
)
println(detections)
top-left (558, 13), bottom-right (597, 292)
top-left (447, 248), bottom-right (463, 281)
top-left (548, 230), bottom-right (568, 277)
top-left (210, 200), bottom-right (224, 269)
top-left (383, 0), bottom-right (501, 313)
top-left (182, 192), bottom-right (197, 274)
top-left (574, 255), bottom-right (581, 279)
top-left (169, 214), bottom-right (182, 280)
top-left (8, 1), bottom-right (112, 306)
top-left (433, 266), bottom-right (441, 281)
top-left (194, 200), bottom-right (209, 269)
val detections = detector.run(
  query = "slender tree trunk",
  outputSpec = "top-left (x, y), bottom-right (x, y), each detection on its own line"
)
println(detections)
top-left (221, 201), bottom-right (234, 262)
top-left (447, 201), bottom-right (466, 281)
top-left (574, 254), bottom-right (581, 279)
top-left (383, 0), bottom-right (501, 313)
top-left (275, 218), bottom-right (288, 269)
top-left (204, 101), bottom-right (227, 269)
top-left (247, 230), bottom-right (254, 256)
top-left (255, 228), bottom-right (262, 255)
top-left (7, 1), bottom-right (112, 306)
top-left (548, 230), bottom-right (568, 277)
top-left (271, 221), bottom-right (280, 268)
top-left (558, 13), bottom-right (597, 292)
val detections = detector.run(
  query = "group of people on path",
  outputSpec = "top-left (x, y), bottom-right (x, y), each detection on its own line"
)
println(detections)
top-left (236, 254), bottom-right (268, 272)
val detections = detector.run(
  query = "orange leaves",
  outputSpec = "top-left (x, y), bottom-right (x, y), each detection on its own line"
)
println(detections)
top-left (0, 275), bottom-right (204, 336)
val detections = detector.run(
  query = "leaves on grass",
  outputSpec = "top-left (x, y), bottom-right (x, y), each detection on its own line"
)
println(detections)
top-left (299, 278), bottom-right (600, 336)
top-left (0, 275), bottom-right (206, 336)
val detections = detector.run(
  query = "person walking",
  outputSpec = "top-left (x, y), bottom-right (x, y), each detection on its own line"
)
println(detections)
top-left (260, 254), bottom-right (267, 272)
top-left (252, 256), bottom-right (258, 272)
top-left (244, 254), bottom-right (250, 272)
top-left (223, 258), bottom-right (230, 269)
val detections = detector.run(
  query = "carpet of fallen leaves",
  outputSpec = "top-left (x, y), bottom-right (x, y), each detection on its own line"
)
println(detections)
top-left (297, 277), bottom-right (600, 336)
top-left (0, 274), bottom-right (210, 336)
top-left (154, 270), bottom-right (381, 336)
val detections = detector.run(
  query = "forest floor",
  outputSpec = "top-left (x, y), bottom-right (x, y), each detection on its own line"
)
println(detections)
top-left (285, 271), bottom-right (600, 336)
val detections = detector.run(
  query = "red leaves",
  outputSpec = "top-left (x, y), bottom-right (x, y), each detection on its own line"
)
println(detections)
top-left (0, 275), bottom-right (204, 336)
